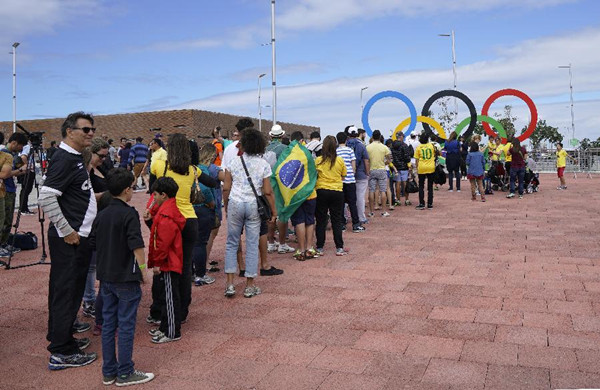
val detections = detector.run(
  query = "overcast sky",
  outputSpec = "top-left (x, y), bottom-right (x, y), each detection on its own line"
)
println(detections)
top-left (1, 0), bottom-right (599, 144)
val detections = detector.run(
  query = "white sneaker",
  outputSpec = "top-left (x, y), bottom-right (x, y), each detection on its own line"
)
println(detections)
top-left (456, 190), bottom-right (461, 193)
top-left (267, 242), bottom-right (279, 253)
top-left (278, 243), bottom-right (295, 254)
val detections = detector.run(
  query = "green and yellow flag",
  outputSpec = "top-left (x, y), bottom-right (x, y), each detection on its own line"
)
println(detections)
top-left (270, 141), bottom-right (317, 221)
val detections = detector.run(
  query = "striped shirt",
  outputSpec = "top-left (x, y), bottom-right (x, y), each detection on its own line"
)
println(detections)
top-left (336, 146), bottom-right (356, 184)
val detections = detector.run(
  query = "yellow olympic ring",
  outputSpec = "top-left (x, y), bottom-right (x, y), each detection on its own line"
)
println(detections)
top-left (392, 116), bottom-right (447, 141)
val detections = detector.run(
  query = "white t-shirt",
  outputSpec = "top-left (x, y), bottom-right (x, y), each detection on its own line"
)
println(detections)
top-left (225, 153), bottom-right (272, 203)
top-left (222, 141), bottom-right (239, 169)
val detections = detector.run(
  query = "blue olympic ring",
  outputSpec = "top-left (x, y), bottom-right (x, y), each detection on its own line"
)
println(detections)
top-left (361, 91), bottom-right (417, 137)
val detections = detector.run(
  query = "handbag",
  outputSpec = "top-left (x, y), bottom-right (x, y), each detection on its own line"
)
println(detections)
top-left (406, 178), bottom-right (419, 193)
top-left (240, 155), bottom-right (272, 221)
top-left (189, 166), bottom-right (205, 205)
top-left (163, 161), bottom-right (205, 205)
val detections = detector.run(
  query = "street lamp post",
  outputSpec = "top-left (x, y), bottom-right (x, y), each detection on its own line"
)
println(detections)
top-left (438, 31), bottom-right (458, 115)
top-left (258, 73), bottom-right (266, 132)
top-left (360, 86), bottom-right (368, 123)
top-left (558, 64), bottom-right (575, 143)
top-left (11, 42), bottom-right (20, 134)
top-left (270, 0), bottom-right (277, 125)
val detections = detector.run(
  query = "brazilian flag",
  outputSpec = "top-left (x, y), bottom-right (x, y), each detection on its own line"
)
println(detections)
top-left (270, 141), bottom-right (317, 221)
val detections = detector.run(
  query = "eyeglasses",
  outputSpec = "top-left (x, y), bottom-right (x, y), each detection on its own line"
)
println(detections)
top-left (71, 127), bottom-right (96, 134)
top-left (233, 133), bottom-right (240, 137)
top-left (95, 152), bottom-right (108, 159)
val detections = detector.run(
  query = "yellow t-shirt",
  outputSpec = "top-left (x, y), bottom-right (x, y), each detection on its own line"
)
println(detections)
top-left (0, 151), bottom-right (12, 198)
top-left (151, 147), bottom-right (167, 165)
top-left (503, 143), bottom-right (513, 162)
top-left (366, 141), bottom-right (391, 170)
top-left (151, 159), bottom-right (196, 219)
top-left (414, 143), bottom-right (436, 174)
top-left (556, 149), bottom-right (568, 168)
top-left (315, 156), bottom-right (347, 192)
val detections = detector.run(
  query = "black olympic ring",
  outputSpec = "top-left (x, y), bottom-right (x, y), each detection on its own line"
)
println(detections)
top-left (420, 90), bottom-right (478, 143)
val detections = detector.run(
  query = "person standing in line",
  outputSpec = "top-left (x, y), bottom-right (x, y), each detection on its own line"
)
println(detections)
top-left (391, 132), bottom-right (413, 206)
top-left (345, 126), bottom-right (370, 225)
top-left (118, 142), bottom-right (132, 169)
top-left (0, 146), bottom-right (15, 258)
top-left (265, 125), bottom-right (295, 255)
top-left (315, 136), bottom-right (348, 256)
top-left (39, 112), bottom-right (98, 370)
top-left (336, 131), bottom-right (364, 233)
top-left (414, 133), bottom-right (436, 210)
top-left (443, 132), bottom-right (462, 192)
top-left (506, 138), bottom-right (528, 199)
top-left (366, 130), bottom-right (393, 217)
top-left (146, 138), bottom-right (166, 194)
top-left (91, 168), bottom-right (154, 385)
top-left (18, 141), bottom-right (36, 215)
top-left (555, 142), bottom-right (576, 190)
top-left (46, 140), bottom-right (59, 163)
top-left (466, 142), bottom-right (486, 202)
top-left (222, 128), bottom-right (277, 298)
top-left (150, 134), bottom-right (218, 323)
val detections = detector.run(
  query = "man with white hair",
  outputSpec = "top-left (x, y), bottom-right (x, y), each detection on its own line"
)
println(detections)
top-left (265, 125), bottom-right (295, 254)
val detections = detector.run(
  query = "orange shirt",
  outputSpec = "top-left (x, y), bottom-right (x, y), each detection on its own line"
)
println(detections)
top-left (213, 139), bottom-right (224, 166)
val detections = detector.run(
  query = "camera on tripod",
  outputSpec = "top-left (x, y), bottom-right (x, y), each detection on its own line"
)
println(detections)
top-left (16, 124), bottom-right (44, 149)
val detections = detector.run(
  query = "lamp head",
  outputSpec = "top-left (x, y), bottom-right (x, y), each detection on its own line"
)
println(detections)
top-left (12, 42), bottom-right (20, 48)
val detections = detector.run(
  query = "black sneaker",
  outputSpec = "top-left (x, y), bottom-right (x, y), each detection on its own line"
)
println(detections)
top-left (239, 269), bottom-right (245, 277)
top-left (352, 225), bottom-right (366, 233)
top-left (145, 315), bottom-right (161, 325)
top-left (48, 352), bottom-right (97, 370)
top-left (82, 302), bottom-right (95, 319)
top-left (76, 337), bottom-right (90, 350)
top-left (208, 266), bottom-right (220, 273)
top-left (103, 375), bottom-right (117, 385)
top-left (427, 205), bottom-right (433, 210)
top-left (115, 370), bottom-right (155, 386)
top-left (260, 266), bottom-right (284, 276)
top-left (209, 261), bottom-right (218, 266)
top-left (72, 320), bottom-right (91, 333)
top-left (415, 204), bottom-right (425, 210)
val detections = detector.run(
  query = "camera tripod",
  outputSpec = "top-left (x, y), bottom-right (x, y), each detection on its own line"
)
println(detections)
top-left (0, 126), bottom-right (48, 270)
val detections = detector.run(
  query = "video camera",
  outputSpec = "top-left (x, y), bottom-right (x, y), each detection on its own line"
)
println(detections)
top-left (16, 124), bottom-right (44, 148)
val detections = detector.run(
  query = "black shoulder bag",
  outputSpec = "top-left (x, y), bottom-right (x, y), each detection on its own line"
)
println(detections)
top-left (240, 155), bottom-right (272, 221)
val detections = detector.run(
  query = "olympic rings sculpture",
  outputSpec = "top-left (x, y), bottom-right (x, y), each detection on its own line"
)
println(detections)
top-left (361, 88), bottom-right (538, 144)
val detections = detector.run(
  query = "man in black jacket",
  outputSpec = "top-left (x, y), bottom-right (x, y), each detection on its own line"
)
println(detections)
top-left (391, 132), bottom-right (414, 206)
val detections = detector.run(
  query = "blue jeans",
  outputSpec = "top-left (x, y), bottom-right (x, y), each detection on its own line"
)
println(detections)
top-left (510, 166), bottom-right (526, 195)
top-left (101, 281), bottom-right (141, 377)
top-left (225, 200), bottom-right (260, 278)
top-left (83, 252), bottom-right (97, 304)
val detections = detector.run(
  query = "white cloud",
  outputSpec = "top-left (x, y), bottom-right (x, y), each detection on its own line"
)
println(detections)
top-left (171, 26), bottom-right (600, 143)
top-left (0, 0), bottom-right (103, 51)
top-left (276, 0), bottom-right (577, 31)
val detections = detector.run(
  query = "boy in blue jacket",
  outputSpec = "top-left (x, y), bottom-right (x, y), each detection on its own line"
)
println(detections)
top-left (466, 142), bottom-right (486, 202)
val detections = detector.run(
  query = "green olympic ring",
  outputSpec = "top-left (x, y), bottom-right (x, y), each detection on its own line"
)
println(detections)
top-left (454, 115), bottom-right (507, 141)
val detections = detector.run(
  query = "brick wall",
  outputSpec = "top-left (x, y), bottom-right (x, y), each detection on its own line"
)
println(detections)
top-left (0, 109), bottom-right (320, 147)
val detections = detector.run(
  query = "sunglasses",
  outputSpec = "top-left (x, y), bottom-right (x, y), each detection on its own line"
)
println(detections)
top-left (95, 152), bottom-right (108, 159)
top-left (71, 127), bottom-right (96, 134)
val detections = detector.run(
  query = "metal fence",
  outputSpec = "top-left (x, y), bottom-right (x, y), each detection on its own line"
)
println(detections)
top-left (531, 148), bottom-right (600, 176)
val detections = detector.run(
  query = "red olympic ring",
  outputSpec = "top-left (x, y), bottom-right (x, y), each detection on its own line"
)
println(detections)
top-left (481, 89), bottom-right (537, 144)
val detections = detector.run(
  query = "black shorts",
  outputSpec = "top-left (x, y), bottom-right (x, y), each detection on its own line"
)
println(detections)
top-left (290, 198), bottom-right (317, 227)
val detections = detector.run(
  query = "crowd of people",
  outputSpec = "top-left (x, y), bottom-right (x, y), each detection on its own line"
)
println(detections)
top-left (4, 110), bottom-right (570, 386)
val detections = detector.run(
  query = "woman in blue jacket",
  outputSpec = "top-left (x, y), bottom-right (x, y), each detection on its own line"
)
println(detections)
top-left (466, 142), bottom-right (486, 202)
top-left (443, 132), bottom-right (461, 191)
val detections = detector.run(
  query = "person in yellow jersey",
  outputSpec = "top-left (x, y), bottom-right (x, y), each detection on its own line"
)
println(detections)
top-left (503, 138), bottom-right (513, 177)
top-left (366, 130), bottom-right (393, 217)
top-left (315, 136), bottom-right (348, 256)
top-left (555, 142), bottom-right (576, 190)
top-left (414, 133), bottom-right (436, 210)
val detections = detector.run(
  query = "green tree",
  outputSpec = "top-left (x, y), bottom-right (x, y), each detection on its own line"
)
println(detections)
top-left (579, 138), bottom-right (591, 150)
top-left (528, 120), bottom-right (563, 150)
top-left (434, 97), bottom-right (458, 136)
top-left (591, 137), bottom-right (600, 148)
top-left (492, 105), bottom-right (518, 140)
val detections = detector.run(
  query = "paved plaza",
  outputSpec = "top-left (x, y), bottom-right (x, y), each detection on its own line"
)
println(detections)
top-left (1, 173), bottom-right (600, 389)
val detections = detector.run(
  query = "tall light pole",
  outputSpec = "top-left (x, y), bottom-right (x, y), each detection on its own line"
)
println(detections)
top-left (360, 86), bottom-right (368, 123)
top-left (257, 73), bottom-right (266, 132)
top-left (11, 42), bottom-right (20, 134)
top-left (270, 0), bottom-right (277, 126)
top-left (558, 64), bottom-right (575, 143)
top-left (438, 31), bottom-right (457, 115)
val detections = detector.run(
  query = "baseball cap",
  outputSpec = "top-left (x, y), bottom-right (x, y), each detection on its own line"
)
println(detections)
top-left (345, 125), bottom-right (358, 135)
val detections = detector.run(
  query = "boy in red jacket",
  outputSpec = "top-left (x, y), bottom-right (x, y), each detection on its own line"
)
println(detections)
top-left (143, 177), bottom-right (186, 343)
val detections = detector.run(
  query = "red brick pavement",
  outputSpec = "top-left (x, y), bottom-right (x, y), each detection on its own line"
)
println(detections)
top-left (1, 173), bottom-right (599, 389)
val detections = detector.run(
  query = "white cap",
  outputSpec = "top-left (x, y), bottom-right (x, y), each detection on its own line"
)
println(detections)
top-left (346, 125), bottom-right (358, 135)
top-left (269, 124), bottom-right (284, 137)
